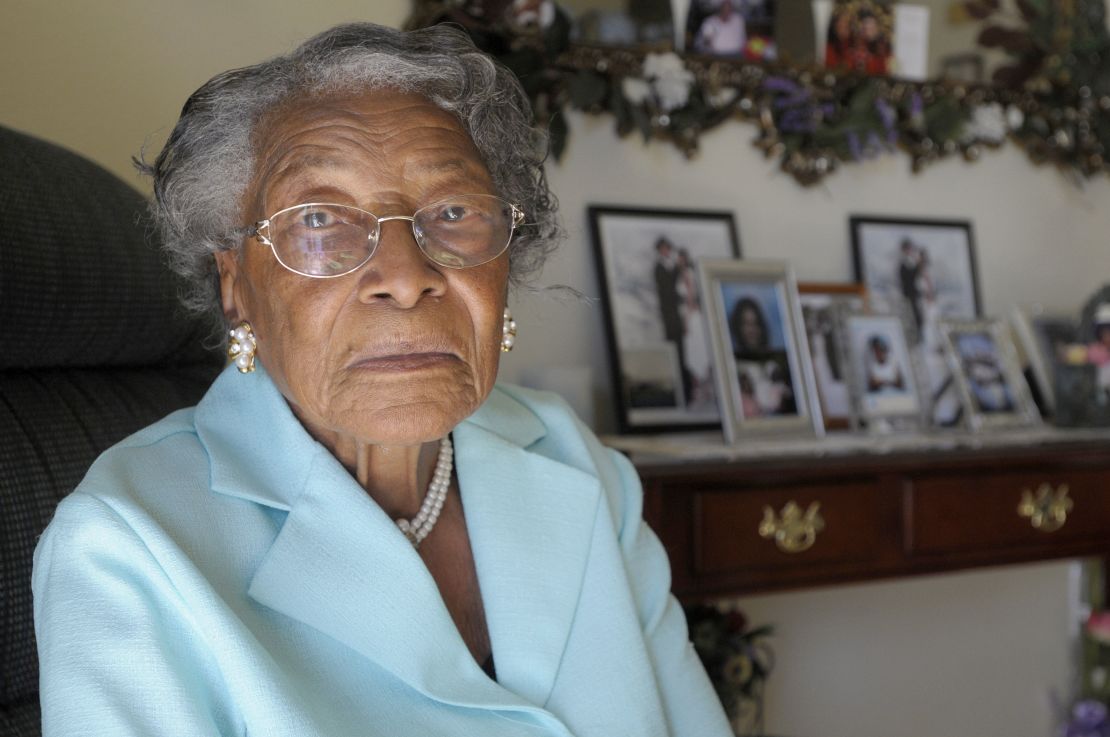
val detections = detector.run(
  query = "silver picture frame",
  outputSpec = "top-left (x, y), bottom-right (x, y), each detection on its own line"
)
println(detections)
top-left (797, 282), bottom-right (868, 430)
top-left (699, 258), bottom-right (822, 443)
top-left (938, 318), bottom-right (1041, 431)
top-left (836, 304), bottom-right (930, 433)
top-left (1010, 304), bottom-right (1074, 416)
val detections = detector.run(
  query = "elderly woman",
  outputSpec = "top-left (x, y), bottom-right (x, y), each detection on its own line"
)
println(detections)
top-left (32, 22), bottom-right (731, 737)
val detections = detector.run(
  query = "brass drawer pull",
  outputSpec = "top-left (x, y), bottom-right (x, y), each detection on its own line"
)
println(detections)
top-left (1017, 484), bottom-right (1072, 532)
top-left (759, 501), bottom-right (825, 553)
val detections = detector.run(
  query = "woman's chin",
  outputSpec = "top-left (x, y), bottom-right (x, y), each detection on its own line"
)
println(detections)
top-left (341, 399), bottom-right (477, 446)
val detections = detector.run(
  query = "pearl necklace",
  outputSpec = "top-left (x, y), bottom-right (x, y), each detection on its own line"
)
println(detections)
top-left (396, 436), bottom-right (453, 548)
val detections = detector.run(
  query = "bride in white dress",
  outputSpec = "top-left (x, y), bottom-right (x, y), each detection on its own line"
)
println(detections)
top-left (916, 248), bottom-right (942, 351)
top-left (676, 250), bottom-right (714, 407)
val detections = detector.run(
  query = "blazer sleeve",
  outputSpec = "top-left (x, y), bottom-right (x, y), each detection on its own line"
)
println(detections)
top-left (33, 491), bottom-right (240, 737)
top-left (604, 449), bottom-right (734, 737)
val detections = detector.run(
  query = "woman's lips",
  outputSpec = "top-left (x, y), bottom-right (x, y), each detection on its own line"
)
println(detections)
top-left (349, 352), bottom-right (459, 371)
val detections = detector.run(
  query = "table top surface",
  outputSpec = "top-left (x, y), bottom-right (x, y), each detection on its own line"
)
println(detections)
top-left (602, 425), bottom-right (1110, 471)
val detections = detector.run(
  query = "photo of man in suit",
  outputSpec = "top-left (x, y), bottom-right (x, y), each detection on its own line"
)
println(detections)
top-left (654, 237), bottom-right (692, 399)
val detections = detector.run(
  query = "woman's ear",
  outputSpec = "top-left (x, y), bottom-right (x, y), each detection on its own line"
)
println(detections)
top-left (214, 251), bottom-right (244, 324)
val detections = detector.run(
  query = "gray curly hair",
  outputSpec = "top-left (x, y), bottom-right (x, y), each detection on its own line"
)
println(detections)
top-left (141, 22), bottom-right (560, 332)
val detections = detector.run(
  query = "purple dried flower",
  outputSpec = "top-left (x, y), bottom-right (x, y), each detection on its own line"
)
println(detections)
top-left (847, 131), bottom-right (862, 160)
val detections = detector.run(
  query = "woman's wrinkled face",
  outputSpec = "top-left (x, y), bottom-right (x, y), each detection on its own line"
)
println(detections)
top-left (216, 90), bottom-right (509, 447)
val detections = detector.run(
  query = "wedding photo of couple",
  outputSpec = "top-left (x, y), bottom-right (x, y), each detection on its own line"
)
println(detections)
top-left (853, 217), bottom-right (980, 425)
top-left (897, 237), bottom-right (941, 349)
top-left (590, 206), bottom-right (740, 431)
top-left (653, 236), bottom-right (715, 410)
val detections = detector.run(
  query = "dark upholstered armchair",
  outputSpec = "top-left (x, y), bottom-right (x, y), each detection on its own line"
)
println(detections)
top-left (0, 125), bottom-right (222, 736)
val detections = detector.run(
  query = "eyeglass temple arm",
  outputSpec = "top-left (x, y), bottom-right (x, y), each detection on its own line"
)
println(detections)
top-left (250, 220), bottom-right (272, 245)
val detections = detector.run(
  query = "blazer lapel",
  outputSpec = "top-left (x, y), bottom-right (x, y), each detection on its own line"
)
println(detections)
top-left (198, 369), bottom-right (599, 721)
top-left (454, 389), bottom-right (603, 708)
top-left (198, 367), bottom-right (534, 713)
top-left (245, 448), bottom-right (541, 713)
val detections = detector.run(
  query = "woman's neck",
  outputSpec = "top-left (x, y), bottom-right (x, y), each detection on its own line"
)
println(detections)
top-left (289, 402), bottom-right (444, 518)
top-left (352, 440), bottom-right (442, 519)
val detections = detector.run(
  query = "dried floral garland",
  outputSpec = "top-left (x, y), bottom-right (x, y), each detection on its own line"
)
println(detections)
top-left (408, 0), bottom-right (1110, 186)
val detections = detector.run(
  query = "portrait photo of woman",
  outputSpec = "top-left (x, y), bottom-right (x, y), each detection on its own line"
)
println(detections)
top-left (724, 286), bottom-right (799, 418)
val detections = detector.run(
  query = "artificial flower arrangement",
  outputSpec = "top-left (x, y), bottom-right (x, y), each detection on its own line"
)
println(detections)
top-left (1059, 611), bottom-right (1110, 737)
top-left (408, 0), bottom-right (1110, 185)
top-left (684, 603), bottom-right (775, 736)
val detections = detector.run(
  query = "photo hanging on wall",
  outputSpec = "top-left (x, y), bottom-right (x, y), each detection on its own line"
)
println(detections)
top-left (589, 205), bottom-right (741, 434)
top-left (851, 215), bottom-right (981, 427)
top-left (699, 258), bottom-right (822, 443)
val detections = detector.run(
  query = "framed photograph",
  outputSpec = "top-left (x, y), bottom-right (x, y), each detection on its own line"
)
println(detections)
top-left (589, 205), bottom-right (741, 434)
top-left (797, 282), bottom-right (867, 430)
top-left (686, 0), bottom-right (777, 61)
top-left (1054, 286), bottom-right (1110, 427)
top-left (699, 259), bottom-right (821, 443)
top-left (940, 52), bottom-right (985, 83)
top-left (839, 308), bottom-right (928, 432)
top-left (1010, 304), bottom-right (1075, 416)
top-left (939, 318), bottom-right (1041, 431)
top-left (851, 215), bottom-right (981, 426)
top-left (825, 0), bottom-right (893, 76)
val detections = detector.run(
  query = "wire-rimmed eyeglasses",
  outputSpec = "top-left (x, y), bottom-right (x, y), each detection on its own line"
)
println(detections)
top-left (249, 194), bottom-right (524, 278)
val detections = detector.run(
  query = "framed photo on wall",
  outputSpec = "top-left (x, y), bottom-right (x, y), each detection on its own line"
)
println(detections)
top-left (589, 205), bottom-right (741, 434)
top-left (939, 318), bottom-right (1040, 431)
top-left (699, 259), bottom-right (821, 443)
top-left (851, 215), bottom-right (981, 427)
top-left (797, 282), bottom-right (868, 430)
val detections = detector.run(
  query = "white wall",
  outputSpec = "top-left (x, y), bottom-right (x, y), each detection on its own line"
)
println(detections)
top-left (509, 112), bottom-right (1110, 426)
top-left (511, 110), bottom-right (1104, 737)
top-left (3, 3), bottom-right (1104, 736)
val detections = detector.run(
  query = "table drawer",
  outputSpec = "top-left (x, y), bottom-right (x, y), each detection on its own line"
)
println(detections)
top-left (909, 468), bottom-right (1110, 555)
top-left (694, 481), bottom-right (884, 576)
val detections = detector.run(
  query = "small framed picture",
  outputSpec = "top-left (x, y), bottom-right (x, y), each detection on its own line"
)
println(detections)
top-left (840, 308), bottom-right (928, 431)
top-left (851, 215), bottom-right (981, 426)
top-left (686, 0), bottom-right (777, 60)
top-left (699, 259), bottom-right (821, 442)
top-left (1053, 286), bottom-right (1110, 427)
top-left (939, 318), bottom-right (1041, 431)
top-left (589, 205), bottom-right (741, 434)
top-left (825, 0), bottom-right (894, 76)
top-left (1010, 304), bottom-right (1075, 416)
top-left (797, 282), bottom-right (868, 430)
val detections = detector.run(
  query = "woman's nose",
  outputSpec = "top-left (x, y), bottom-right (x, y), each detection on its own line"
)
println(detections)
top-left (356, 219), bottom-right (447, 307)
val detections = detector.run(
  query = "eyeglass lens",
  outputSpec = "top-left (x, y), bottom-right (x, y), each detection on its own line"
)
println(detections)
top-left (265, 194), bottom-right (516, 277)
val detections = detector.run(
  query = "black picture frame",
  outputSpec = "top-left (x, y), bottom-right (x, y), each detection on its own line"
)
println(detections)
top-left (589, 205), bottom-right (741, 434)
top-left (850, 215), bottom-right (981, 426)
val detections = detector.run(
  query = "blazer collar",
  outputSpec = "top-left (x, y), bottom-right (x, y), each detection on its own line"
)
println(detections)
top-left (195, 366), bottom-right (601, 717)
top-left (195, 363), bottom-right (318, 511)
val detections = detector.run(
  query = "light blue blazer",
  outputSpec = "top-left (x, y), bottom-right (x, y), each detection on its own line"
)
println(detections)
top-left (34, 364), bottom-right (732, 737)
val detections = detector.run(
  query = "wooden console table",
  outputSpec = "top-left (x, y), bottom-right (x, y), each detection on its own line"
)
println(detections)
top-left (617, 429), bottom-right (1110, 599)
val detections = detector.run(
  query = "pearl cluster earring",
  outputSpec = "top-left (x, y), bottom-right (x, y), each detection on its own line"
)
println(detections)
top-left (501, 307), bottom-right (517, 352)
top-left (228, 321), bottom-right (258, 373)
